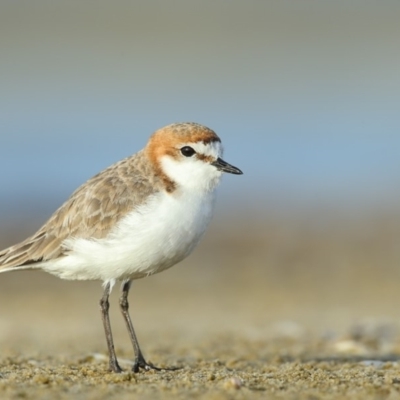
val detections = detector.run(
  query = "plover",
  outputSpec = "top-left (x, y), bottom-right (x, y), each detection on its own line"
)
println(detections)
top-left (0, 122), bottom-right (243, 372)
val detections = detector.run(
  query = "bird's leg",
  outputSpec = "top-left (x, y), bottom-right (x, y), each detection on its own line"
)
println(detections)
top-left (119, 280), bottom-right (163, 372)
top-left (100, 282), bottom-right (122, 373)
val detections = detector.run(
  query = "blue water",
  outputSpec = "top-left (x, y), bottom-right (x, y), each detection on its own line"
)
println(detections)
top-left (1, 1), bottom-right (400, 217)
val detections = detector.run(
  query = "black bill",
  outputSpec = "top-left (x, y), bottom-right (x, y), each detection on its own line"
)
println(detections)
top-left (211, 157), bottom-right (243, 175)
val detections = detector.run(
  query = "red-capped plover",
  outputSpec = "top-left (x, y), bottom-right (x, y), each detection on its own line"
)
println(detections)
top-left (0, 122), bottom-right (243, 372)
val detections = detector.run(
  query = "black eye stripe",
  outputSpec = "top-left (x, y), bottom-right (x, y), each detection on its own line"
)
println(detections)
top-left (180, 146), bottom-right (196, 157)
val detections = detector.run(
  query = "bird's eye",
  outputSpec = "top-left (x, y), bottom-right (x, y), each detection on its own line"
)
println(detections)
top-left (180, 146), bottom-right (196, 157)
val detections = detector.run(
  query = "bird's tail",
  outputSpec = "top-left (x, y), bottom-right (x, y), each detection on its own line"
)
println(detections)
top-left (0, 235), bottom-right (46, 273)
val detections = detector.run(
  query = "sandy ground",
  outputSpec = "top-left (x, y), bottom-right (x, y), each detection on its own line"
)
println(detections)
top-left (1, 211), bottom-right (400, 399)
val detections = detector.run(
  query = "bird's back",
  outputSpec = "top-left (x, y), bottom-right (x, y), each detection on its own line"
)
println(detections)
top-left (0, 150), bottom-right (162, 273)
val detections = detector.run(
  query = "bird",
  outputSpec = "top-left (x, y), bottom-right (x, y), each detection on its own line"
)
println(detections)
top-left (0, 122), bottom-right (243, 373)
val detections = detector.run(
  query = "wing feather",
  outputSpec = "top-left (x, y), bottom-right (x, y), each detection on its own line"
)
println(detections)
top-left (0, 150), bottom-right (161, 272)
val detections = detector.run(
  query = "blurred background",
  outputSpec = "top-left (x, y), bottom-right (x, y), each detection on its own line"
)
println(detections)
top-left (1, 1), bottom-right (400, 356)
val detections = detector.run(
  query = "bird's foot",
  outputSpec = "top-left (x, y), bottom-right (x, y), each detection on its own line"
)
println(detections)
top-left (109, 360), bottom-right (123, 373)
top-left (132, 356), bottom-right (180, 373)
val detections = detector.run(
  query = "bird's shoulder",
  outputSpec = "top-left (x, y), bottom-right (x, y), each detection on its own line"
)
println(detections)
top-left (43, 150), bottom-right (163, 241)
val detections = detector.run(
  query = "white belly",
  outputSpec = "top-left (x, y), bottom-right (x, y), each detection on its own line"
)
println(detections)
top-left (42, 190), bottom-right (216, 282)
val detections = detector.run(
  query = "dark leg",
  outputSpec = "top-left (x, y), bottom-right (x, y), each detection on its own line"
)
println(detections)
top-left (100, 282), bottom-right (122, 373)
top-left (119, 280), bottom-right (163, 372)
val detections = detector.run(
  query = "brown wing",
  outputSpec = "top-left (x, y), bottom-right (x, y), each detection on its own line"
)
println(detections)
top-left (0, 151), bottom-right (160, 271)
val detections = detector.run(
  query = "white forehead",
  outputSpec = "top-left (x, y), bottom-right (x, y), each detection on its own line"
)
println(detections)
top-left (183, 140), bottom-right (223, 158)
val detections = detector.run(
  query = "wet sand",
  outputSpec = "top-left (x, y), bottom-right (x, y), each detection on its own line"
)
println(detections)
top-left (1, 212), bottom-right (400, 399)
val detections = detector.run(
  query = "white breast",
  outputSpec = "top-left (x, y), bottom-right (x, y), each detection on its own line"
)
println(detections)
top-left (42, 189), bottom-right (217, 282)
